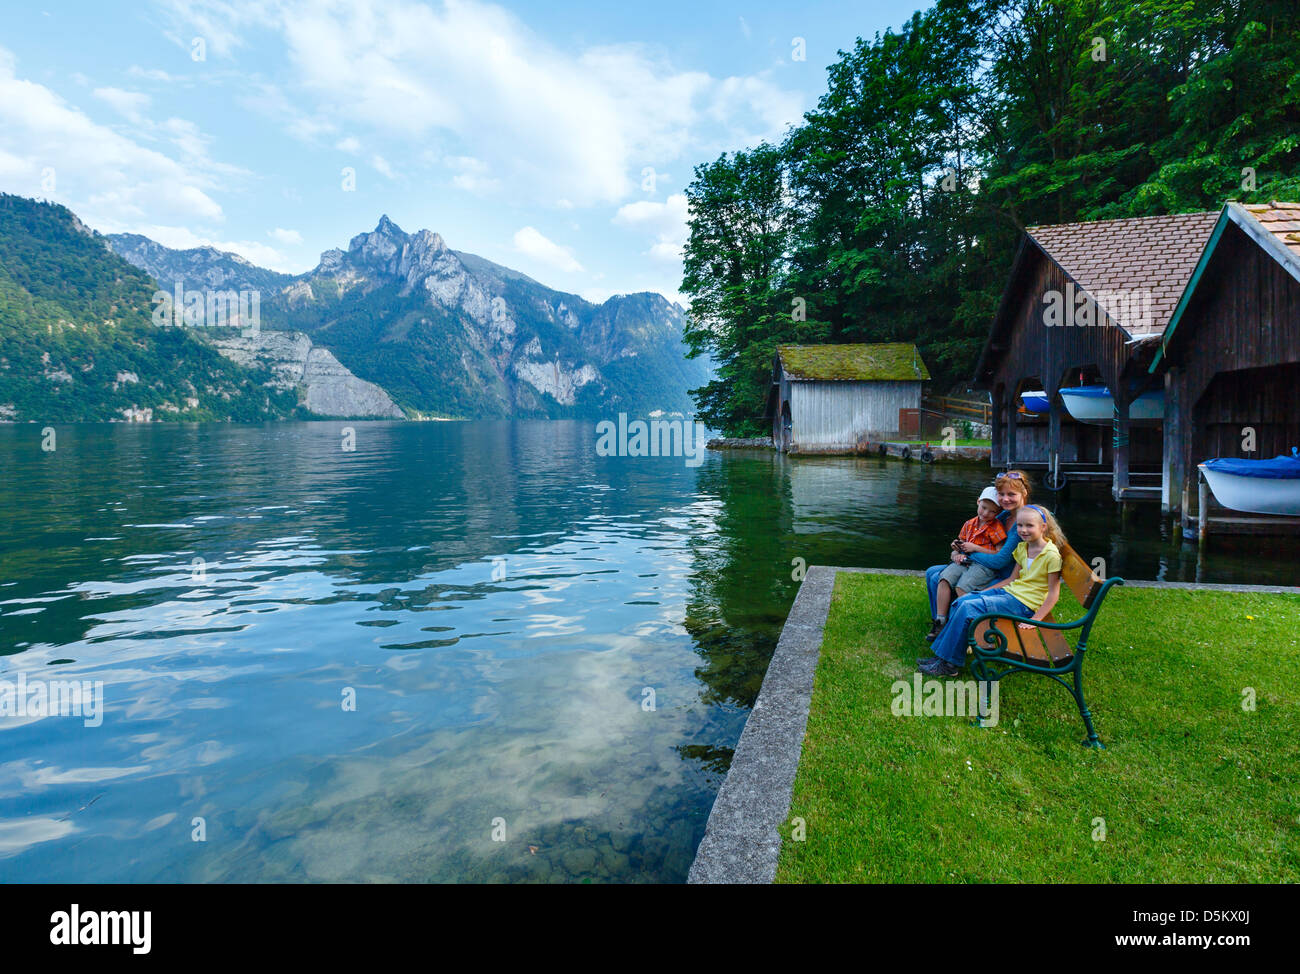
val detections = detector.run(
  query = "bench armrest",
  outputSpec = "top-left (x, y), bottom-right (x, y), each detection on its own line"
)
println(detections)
top-left (968, 576), bottom-right (1124, 658)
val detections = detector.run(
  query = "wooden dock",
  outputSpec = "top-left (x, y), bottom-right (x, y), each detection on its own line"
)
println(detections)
top-left (1193, 475), bottom-right (1300, 540)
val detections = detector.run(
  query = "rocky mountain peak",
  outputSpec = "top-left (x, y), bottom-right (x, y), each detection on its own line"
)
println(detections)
top-left (348, 215), bottom-right (407, 263)
top-left (410, 228), bottom-right (446, 253)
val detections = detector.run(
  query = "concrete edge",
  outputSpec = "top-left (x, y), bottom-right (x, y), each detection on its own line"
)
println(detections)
top-left (686, 564), bottom-right (1300, 884)
top-left (1117, 579), bottom-right (1300, 594)
top-left (685, 564), bottom-right (838, 884)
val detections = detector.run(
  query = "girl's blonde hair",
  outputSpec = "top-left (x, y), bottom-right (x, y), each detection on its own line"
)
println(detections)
top-left (1019, 504), bottom-right (1068, 549)
top-left (995, 469), bottom-right (1032, 502)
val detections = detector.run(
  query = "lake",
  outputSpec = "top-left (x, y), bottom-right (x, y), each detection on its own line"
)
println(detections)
top-left (1, 420), bottom-right (1296, 882)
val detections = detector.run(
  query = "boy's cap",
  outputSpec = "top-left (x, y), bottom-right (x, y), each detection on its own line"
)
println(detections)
top-left (978, 486), bottom-right (1000, 506)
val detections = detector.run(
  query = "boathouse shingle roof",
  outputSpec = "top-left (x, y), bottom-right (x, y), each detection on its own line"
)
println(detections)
top-left (1026, 211), bottom-right (1220, 339)
top-left (1239, 201), bottom-right (1300, 270)
top-left (1150, 201), bottom-right (1300, 371)
top-left (776, 343), bottom-right (931, 382)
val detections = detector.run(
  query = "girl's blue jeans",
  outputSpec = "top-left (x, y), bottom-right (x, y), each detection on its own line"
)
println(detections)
top-left (926, 562), bottom-right (1011, 617)
top-left (930, 589), bottom-right (1034, 666)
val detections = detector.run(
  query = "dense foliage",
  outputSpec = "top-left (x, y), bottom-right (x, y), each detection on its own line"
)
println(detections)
top-left (0, 195), bottom-right (300, 422)
top-left (682, 0), bottom-right (1300, 434)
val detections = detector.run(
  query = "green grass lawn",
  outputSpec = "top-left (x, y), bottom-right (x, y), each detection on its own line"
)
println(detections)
top-left (775, 571), bottom-right (1300, 883)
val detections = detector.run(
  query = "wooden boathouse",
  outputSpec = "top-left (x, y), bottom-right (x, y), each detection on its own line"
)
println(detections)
top-left (973, 201), bottom-right (1300, 535)
top-left (973, 210), bottom-right (1218, 500)
top-left (1149, 201), bottom-right (1300, 534)
top-left (768, 343), bottom-right (929, 453)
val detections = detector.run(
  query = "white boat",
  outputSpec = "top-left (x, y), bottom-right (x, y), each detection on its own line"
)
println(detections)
top-left (1199, 451), bottom-right (1300, 516)
top-left (1059, 385), bottom-right (1164, 425)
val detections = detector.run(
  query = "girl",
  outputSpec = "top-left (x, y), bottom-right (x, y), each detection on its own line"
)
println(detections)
top-left (918, 504), bottom-right (1067, 677)
top-left (924, 470), bottom-right (1031, 640)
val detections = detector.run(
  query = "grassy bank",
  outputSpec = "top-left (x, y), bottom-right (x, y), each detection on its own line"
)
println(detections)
top-left (776, 571), bottom-right (1300, 883)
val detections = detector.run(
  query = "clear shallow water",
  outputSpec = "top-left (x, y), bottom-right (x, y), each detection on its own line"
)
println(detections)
top-left (0, 421), bottom-right (1296, 883)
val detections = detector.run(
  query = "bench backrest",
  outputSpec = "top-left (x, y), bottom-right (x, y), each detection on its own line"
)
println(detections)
top-left (1058, 543), bottom-right (1105, 609)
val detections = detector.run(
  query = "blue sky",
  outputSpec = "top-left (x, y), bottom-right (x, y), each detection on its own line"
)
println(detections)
top-left (0, 0), bottom-right (926, 304)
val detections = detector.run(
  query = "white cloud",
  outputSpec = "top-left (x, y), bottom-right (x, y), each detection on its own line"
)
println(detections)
top-left (445, 155), bottom-right (499, 194)
top-left (371, 153), bottom-right (396, 179)
top-left (335, 136), bottom-right (361, 153)
top-left (0, 47), bottom-right (224, 227)
top-left (93, 87), bottom-right (151, 123)
top-left (127, 65), bottom-right (183, 83)
top-left (269, 227), bottom-right (303, 245)
top-left (239, 81), bottom-right (337, 144)
top-left (512, 226), bottom-right (583, 273)
top-left (613, 193), bottom-right (689, 263)
top-left (647, 240), bottom-right (684, 263)
top-left (157, 0), bottom-right (247, 59)
top-left (156, 0), bottom-right (804, 207)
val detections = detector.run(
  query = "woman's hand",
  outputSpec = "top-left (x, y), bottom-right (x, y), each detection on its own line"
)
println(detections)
top-left (950, 551), bottom-right (964, 563)
top-left (1017, 621), bottom-right (1035, 630)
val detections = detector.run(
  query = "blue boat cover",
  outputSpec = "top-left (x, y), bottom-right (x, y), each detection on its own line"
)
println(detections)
top-left (1204, 450), bottom-right (1300, 479)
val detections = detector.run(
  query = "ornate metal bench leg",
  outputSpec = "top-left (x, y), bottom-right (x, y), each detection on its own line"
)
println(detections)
top-left (1073, 669), bottom-right (1103, 749)
top-left (970, 658), bottom-right (996, 729)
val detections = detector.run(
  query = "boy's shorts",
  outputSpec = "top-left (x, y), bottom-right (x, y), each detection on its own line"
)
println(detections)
top-left (938, 560), bottom-right (998, 594)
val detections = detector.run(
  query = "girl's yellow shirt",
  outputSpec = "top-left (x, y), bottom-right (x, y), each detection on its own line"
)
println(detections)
top-left (1006, 540), bottom-right (1062, 610)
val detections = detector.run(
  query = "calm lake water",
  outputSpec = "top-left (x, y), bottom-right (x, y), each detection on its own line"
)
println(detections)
top-left (1, 420), bottom-right (1296, 883)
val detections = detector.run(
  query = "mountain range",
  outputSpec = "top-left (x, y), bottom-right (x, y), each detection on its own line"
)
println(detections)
top-left (0, 192), bottom-right (709, 423)
top-left (106, 215), bottom-right (709, 420)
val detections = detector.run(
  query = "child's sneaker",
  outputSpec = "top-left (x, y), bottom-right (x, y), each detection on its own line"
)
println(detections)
top-left (925, 618), bottom-right (945, 642)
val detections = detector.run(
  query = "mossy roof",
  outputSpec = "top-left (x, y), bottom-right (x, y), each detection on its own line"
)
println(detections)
top-left (776, 343), bottom-right (931, 382)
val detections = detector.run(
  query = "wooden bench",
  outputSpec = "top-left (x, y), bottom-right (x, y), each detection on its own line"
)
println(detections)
top-left (968, 543), bottom-right (1123, 748)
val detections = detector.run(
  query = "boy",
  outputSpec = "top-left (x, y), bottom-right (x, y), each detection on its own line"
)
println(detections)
top-left (925, 487), bottom-right (1008, 641)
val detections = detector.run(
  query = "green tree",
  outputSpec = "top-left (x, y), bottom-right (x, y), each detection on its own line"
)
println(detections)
top-left (681, 144), bottom-right (822, 435)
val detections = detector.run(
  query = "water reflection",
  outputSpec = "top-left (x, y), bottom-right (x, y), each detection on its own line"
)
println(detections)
top-left (0, 422), bottom-right (1295, 883)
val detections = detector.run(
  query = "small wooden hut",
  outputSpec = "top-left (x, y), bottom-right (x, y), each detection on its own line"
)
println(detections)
top-left (767, 343), bottom-right (929, 453)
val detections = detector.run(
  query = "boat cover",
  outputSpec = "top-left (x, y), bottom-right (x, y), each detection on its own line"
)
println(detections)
top-left (1204, 450), bottom-right (1300, 479)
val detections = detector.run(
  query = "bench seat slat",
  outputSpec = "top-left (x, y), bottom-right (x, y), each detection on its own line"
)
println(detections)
top-left (972, 616), bottom-right (1073, 665)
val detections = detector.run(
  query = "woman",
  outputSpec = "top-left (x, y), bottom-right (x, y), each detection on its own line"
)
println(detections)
top-left (923, 469), bottom-right (1031, 640)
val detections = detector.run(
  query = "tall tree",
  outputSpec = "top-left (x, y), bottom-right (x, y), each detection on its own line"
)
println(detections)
top-left (681, 145), bottom-right (820, 435)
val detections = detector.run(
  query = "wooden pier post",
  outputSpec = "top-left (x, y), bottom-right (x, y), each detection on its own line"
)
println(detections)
top-left (1047, 400), bottom-right (1062, 489)
top-left (1161, 371), bottom-right (1181, 514)
top-left (1111, 392), bottom-right (1131, 502)
top-left (1006, 393), bottom-right (1018, 469)
top-left (1197, 472), bottom-right (1208, 546)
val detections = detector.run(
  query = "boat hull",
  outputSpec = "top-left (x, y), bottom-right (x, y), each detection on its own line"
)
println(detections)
top-left (1060, 386), bottom-right (1164, 425)
top-left (1200, 464), bottom-right (1300, 516)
